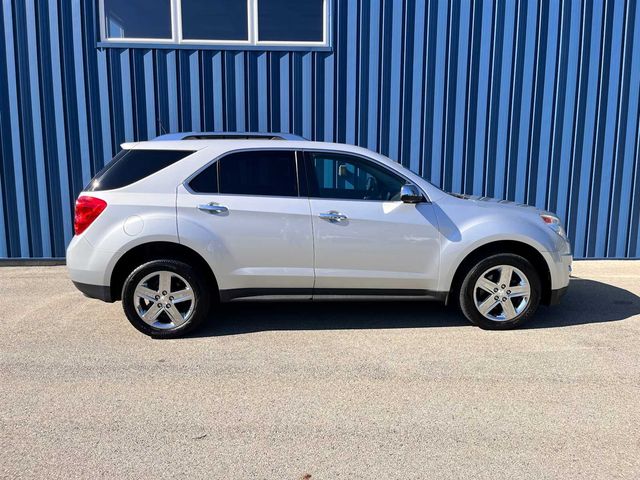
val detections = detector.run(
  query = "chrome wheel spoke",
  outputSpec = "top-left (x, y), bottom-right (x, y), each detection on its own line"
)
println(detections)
top-left (498, 266), bottom-right (513, 288)
top-left (170, 289), bottom-right (194, 304)
top-left (135, 286), bottom-right (158, 302)
top-left (141, 303), bottom-right (163, 324)
top-left (477, 297), bottom-right (500, 316)
top-left (508, 285), bottom-right (529, 297)
top-left (158, 271), bottom-right (172, 295)
top-left (164, 304), bottom-right (185, 326)
top-left (477, 277), bottom-right (498, 294)
top-left (502, 298), bottom-right (517, 319)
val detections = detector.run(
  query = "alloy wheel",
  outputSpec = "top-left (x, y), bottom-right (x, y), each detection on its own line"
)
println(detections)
top-left (133, 270), bottom-right (195, 329)
top-left (473, 265), bottom-right (531, 322)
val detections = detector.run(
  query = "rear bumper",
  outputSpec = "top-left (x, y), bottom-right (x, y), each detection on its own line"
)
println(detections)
top-left (72, 281), bottom-right (114, 303)
top-left (67, 234), bottom-right (116, 302)
top-left (66, 235), bottom-right (114, 286)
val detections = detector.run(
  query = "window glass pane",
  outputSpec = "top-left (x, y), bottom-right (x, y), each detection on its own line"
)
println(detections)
top-left (308, 153), bottom-right (405, 201)
top-left (86, 149), bottom-right (194, 191)
top-left (189, 163), bottom-right (219, 193)
top-left (258, 0), bottom-right (324, 42)
top-left (104, 0), bottom-right (172, 39)
top-left (181, 0), bottom-right (248, 41)
top-left (219, 151), bottom-right (298, 197)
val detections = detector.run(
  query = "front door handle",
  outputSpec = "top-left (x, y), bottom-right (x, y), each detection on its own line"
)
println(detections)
top-left (198, 203), bottom-right (229, 215)
top-left (319, 211), bottom-right (348, 223)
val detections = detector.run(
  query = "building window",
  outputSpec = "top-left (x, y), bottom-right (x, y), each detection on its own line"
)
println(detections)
top-left (181, 0), bottom-right (249, 42)
top-left (258, 0), bottom-right (324, 43)
top-left (99, 0), bottom-right (329, 47)
top-left (103, 0), bottom-right (173, 40)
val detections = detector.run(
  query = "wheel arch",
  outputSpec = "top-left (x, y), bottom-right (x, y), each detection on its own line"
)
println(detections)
top-left (110, 241), bottom-right (219, 302)
top-left (448, 240), bottom-right (552, 306)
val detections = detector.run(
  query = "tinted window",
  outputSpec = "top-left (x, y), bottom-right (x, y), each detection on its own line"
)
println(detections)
top-left (104, 0), bottom-right (172, 39)
top-left (307, 153), bottom-right (405, 201)
top-left (218, 151), bottom-right (298, 197)
top-left (181, 0), bottom-right (248, 41)
top-left (258, 0), bottom-right (324, 42)
top-left (189, 163), bottom-right (219, 193)
top-left (87, 149), bottom-right (194, 191)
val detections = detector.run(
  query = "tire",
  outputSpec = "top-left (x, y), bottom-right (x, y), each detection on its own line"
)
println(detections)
top-left (458, 253), bottom-right (541, 330)
top-left (121, 259), bottom-right (210, 338)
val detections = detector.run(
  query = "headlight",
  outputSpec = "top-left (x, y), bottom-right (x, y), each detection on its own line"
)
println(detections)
top-left (540, 213), bottom-right (567, 240)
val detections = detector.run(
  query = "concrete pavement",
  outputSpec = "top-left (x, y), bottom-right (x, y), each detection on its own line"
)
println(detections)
top-left (1, 261), bottom-right (639, 479)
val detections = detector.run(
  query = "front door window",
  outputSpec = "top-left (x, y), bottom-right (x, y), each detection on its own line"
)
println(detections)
top-left (307, 153), bottom-right (405, 202)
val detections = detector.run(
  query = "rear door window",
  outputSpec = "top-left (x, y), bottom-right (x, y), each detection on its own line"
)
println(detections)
top-left (86, 149), bottom-right (194, 191)
top-left (216, 150), bottom-right (299, 197)
top-left (189, 162), bottom-right (219, 193)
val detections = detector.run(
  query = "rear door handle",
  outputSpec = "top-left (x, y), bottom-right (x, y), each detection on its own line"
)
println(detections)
top-left (198, 203), bottom-right (229, 215)
top-left (319, 211), bottom-right (348, 223)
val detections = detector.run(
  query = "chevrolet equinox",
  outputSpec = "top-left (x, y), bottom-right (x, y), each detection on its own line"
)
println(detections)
top-left (67, 133), bottom-right (572, 337)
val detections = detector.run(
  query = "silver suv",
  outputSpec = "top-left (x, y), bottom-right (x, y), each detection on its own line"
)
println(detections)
top-left (67, 133), bottom-right (572, 337)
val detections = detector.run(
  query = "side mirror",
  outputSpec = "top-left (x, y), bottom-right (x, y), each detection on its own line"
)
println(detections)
top-left (400, 184), bottom-right (424, 204)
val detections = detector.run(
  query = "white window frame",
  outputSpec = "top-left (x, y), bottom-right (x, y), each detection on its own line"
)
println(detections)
top-left (99, 0), bottom-right (329, 47)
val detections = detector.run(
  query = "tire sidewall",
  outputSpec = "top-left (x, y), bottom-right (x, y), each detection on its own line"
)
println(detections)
top-left (459, 253), bottom-right (541, 330)
top-left (122, 259), bottom-right (209, 338)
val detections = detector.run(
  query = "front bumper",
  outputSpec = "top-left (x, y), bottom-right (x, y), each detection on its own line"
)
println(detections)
top-left (543, 250), bottom-right (572, 289)
top-left (548, 285), bottom-right (568, 305)
top-left (541, 250), bottom-right (571, 305)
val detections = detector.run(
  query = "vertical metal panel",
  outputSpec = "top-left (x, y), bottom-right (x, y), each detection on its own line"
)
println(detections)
top-left (0, 0), bottom-right (639, 259)
top-left (2, 0), bottom-right (29, 256)
top-left (45, 0), bottom-right (72, 250)
top-left (429, 0), bottom-right (448, 186)
top-left (614, 0), bottom-right (640, 256)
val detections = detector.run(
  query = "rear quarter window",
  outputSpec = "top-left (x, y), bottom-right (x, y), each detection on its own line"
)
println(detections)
top-left (86, 149), bottom-right (194, 191)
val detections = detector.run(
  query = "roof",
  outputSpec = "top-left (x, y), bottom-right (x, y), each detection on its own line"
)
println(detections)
top-left (121, 140), bottom-right (373, 156)
top-left (152, 131), bottom-right (307, 141)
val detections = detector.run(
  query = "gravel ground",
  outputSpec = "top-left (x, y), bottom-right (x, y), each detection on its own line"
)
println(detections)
top-left (1, 261), bottom-right (639, 479)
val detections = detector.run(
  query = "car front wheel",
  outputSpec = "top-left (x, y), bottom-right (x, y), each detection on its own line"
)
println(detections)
top-left (122, 259), bottom-right (210, 338)
top-left (459, 253), bottom-right (541, 330)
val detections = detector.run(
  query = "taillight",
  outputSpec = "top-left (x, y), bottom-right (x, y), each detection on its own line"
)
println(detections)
top-left (74, 196), bottom-right (107, 235)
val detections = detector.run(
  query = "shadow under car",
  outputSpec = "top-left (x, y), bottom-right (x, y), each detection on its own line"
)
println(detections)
top-left (191, 277), bottom-right (640, 337)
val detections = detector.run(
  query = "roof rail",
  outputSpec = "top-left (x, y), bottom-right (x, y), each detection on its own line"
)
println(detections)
top-left (152, 131), bottom-right (307, 141)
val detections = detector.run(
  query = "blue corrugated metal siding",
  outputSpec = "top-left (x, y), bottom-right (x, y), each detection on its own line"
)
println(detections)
top-left (0, 0), bottom-right (639, 259)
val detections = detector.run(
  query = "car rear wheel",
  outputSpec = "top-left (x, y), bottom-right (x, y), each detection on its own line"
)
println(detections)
top-left (459, 253), bottom-right (541, 330)
top-left (122, 259), bottom-right (210, 338)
